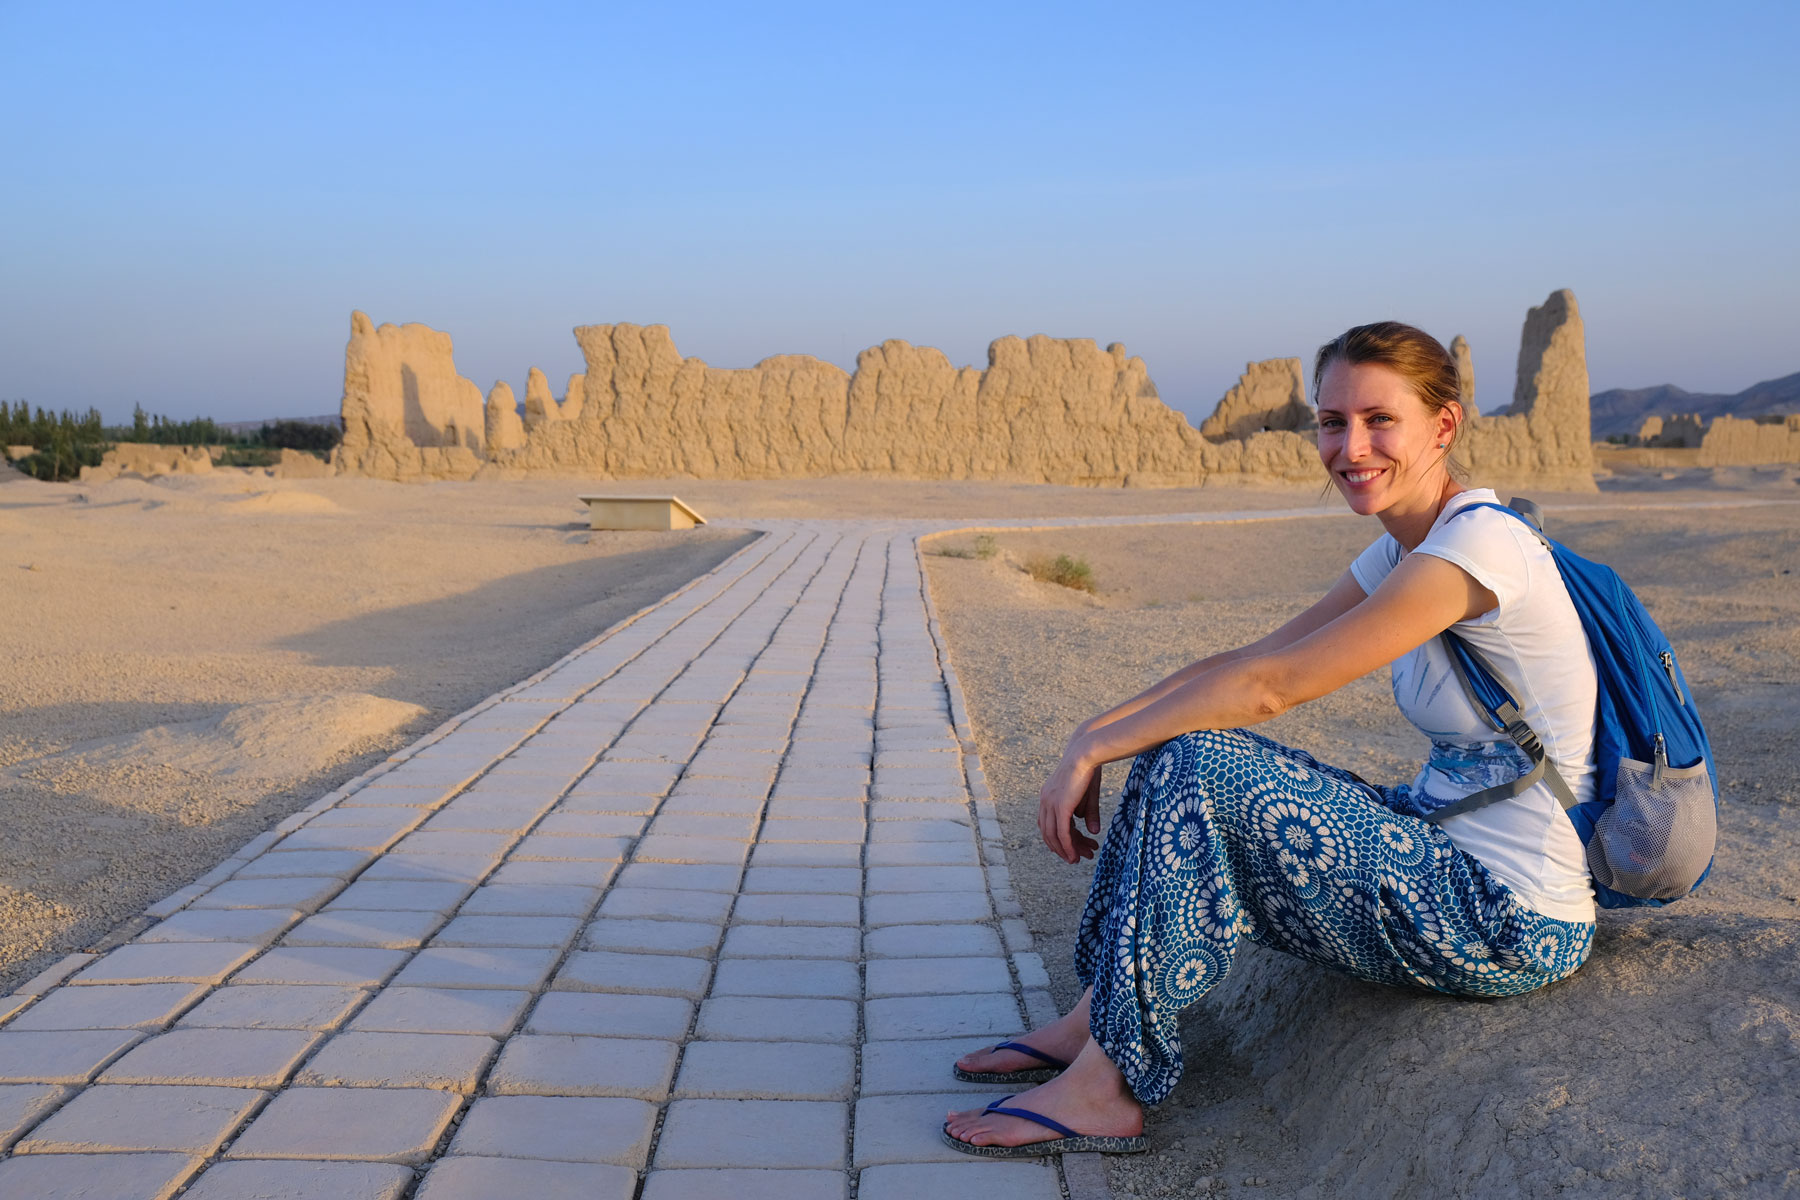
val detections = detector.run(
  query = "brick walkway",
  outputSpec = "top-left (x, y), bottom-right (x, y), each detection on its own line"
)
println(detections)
top-left (0, 520), bottom-right (1119, 1200)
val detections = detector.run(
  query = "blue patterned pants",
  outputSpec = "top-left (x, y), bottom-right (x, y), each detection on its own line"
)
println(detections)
top-left (1076, 728), bottom-right (1594, 1105)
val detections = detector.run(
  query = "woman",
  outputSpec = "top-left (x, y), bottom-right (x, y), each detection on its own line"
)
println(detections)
top-left (944, 321), bottom-right (1599, 1156)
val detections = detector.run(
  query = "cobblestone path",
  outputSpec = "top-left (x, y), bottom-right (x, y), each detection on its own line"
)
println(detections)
top-left (0, 521), bottom-right (1102, 1200)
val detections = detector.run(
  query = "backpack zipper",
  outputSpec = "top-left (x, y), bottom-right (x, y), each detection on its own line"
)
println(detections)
top-left (1653, 732), bottom-right (1668, 786)
top-left (1659, 651), bottom-right (1685, 705)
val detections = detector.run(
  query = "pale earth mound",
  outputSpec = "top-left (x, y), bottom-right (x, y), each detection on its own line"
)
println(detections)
top-left (925, 468), bottom-right (1799, 1198)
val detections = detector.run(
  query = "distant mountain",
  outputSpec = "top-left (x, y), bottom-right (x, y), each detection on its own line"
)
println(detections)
top-left (1588, 372), bottom-right (1800, 439)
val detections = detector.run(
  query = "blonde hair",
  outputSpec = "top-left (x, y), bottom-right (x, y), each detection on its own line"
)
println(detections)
top-left (1314, 321), bottom-right (1466, 478)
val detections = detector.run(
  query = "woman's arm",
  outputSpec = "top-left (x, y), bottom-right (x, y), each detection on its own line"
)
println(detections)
top-left (1041, 553), bottom-right (1498, 862)
top-left (1074, 568), bottom-right (1372, 740)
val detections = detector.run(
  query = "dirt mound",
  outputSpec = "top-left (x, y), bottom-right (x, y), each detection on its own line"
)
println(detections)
top-left (15, 693), bottom-right (425, 783)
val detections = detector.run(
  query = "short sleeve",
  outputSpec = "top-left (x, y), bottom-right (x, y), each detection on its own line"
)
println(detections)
top-left (1349, 534), bottom-right (1401, 597)
top-left (1411, 506), bottom-right (1532, 617)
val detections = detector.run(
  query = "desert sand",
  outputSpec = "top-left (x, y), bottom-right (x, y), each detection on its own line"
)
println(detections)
top-left (3, 458), bottom-right (1795, 1196)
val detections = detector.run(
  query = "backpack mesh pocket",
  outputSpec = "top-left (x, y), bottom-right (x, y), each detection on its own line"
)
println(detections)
top-left (1588, 756), bottom-right (1716, 899)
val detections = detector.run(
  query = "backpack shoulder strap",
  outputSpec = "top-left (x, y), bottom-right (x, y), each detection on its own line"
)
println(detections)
top-left (1423, 634), bottom-right (1580, 825)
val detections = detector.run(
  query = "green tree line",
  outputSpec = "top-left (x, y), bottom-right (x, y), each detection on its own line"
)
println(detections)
top-left (2, 401), bottom-right (341, 482)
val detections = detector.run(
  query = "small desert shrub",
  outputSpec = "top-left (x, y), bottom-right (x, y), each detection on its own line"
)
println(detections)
top-left (1024, 553), bottom-right (1096, 593)
top-left (930, 533), bottom-right (1000, 560)
top-left (14, 440), bottom-right (105, 482)
top-left (216, 446), bottom-right (283, 468)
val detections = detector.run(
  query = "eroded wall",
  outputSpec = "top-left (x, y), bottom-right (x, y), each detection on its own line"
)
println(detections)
top-left (332, 292), bottom-right (1598, 490)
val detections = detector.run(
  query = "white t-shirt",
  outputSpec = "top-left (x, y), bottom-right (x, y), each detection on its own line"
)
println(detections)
top-left (1349, 489), bottom-right (1598, 923)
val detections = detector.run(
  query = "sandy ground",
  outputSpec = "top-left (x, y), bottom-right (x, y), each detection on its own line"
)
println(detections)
top-left (0, 470), bottom-right (759, 991)
top-left (3, 457), bottom-right (1795, 1194)
top-left (925, 465), bottom-right (1800, 1197)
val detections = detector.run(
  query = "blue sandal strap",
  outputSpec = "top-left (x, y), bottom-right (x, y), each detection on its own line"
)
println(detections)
top-left (989, 1041), bottom-right (1070, 1070)
top-left (982, 1097), bottom-right (1081, 1140)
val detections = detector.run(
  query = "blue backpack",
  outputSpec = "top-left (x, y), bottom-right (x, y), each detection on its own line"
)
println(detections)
top-left (1423, 499), bottom-right (1719, 909)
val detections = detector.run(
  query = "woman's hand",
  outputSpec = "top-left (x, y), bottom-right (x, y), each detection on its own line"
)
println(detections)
top-left (1039, 737), bottom-right (1103, 864)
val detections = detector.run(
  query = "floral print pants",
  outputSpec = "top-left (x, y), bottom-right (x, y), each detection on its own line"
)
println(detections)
top-left (1075, 728), bottom-right (1595, 1105)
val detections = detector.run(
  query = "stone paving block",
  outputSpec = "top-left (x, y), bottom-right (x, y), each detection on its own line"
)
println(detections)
top-left (859, 1037), bottom-right (1008, 1095)
top-left (418, 803), bottom-right (546, 833)
top-left (865, 866), bottom-right (985, 894)
top-left (0, 1151), bottom-right (201, 1200)
top-left (284, 909), bottom-right (444, 949)
top-left (447, 1095), bottom-right (656, 1166)
top-left (349, 987), bottom-right (530, 1037)
top-left (525, 993), bottom-right (693, 1040)
top-left (6, 983), bottom-right (207, 1032)
top-left (741, 866), bottom-right (862, 895)
top-left (864, 924), bottom-right (1003, 959)
top-left (177, 984), bottom-right (367, 1031)
top-left (763, 798), bottom-right (865, 822)
top-left (710, 958), bottom-right (860, 1000)
top-left (432, 914), bottom-right (581, 949)
top-left (863, 840), bottom-right (979, 866)
top-left (486, 1034), bottom-right (677, 1099)
top-left (730, 892), bottom-right (861, 926)
top-left (137, 907), bottom-right (302, 944)
top-left (873, 749), bottom-right (958, 769)
top-left (303, 805), bottom-right (426, 832)
top-left (857, 1161), bottom-right (1062, 1200)
top-left (598, 887), bottom-right (733, 924)
top-left (720, 925), bottom-right (860, 960)
top-left (868, 800), bottom-right (970, 824)
top-left (645, 813), bottom-right (760, 840)
top-left (673, 1040), bottom-right (854, 1101)
top-left (234, 850), bottom-right (375, 879)
top-left (392, 946), bottom-right (560, 991)
top-left (512, 833), bottom-right (631, 862)
top-left (853, 1091), bottom-right (1006, 1166)
top-left (584, 918), bottom-right (722, 957)
top-left (641, 1168), bottom-right (847, 1200)
top-left (657, 791), bottom-right (766, 817)
top-left (488, 860), bottom-right (618, 888)
top-left (869, 781), bottom-right (968, 803)
top-left (277, 826), bottom-right (402, 853)
top-left (865, 957), bottom-right (1012, 997)
top-left (694, 997), bottom-right (857, 1043)
top-left (0, 1082), bottom-right (70, 1151)
top-left (14, 954), bottom-right (97, 996)
top-left (297, 1031), bottom-right (498, 1090)
top-left (226, 1086), bottom-right (461, 1163)
top-left (16, 1083), bottom-right (264, 1154)
top-left (557, 793), bottom-right (662, 816)
top-left (552, 951), bottom-right (712, 999)
top-left (758, 818), bottom-right (865, 843)
top-left (864, 993), bottom-right (1021, 1041)
top-left (0, 1030), bottom-right (143, 1084)
top-left (182, 1159), bottom-right (414, 1200)
top-left (326, 880), bottom-right (473, 913)
top-left (390, 831), bottom-right (515, 858)
top-left (99, 1028), bottom-right (319, 1087)
top-left (70, 942), bottom-right (259, 986)
top-left (632, 836), bottom-right (750, 866)
top-left (190, 877), bottom-right (343, 911)
top-left (654, 1098), bottom-right (847, 1169)
top-left (749, 843), bottom-right (862, 868)
top-left (533, 812), bottom-right (647, 838)
top-left (604, 733), bottom-right (700, 763)
top-left (357, 854), bottom-right (498, 884)
top-left (233, 947), bottom-right (407, 988)
top-left (417, 1156), bottom-right (636, 1200)
top-left (455, 884), bottom-right (601, 917)
top-left (346, 784), bottom-right (455, 806)
top-left (864, 892), bottom-right (992, 926)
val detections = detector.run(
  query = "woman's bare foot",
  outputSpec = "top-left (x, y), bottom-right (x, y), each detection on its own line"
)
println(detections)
top-left (945, 1038), bottom-right (1144, 1148)
top-left (953, 987), bottom-right (1093, 1079)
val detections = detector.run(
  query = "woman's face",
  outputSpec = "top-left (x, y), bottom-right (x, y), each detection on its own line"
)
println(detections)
top-left (1314, 360), bottom-right (1455, 517)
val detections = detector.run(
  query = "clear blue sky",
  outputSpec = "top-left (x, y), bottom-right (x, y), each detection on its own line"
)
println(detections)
top-left (2, 1), bottom-right (1795, 425)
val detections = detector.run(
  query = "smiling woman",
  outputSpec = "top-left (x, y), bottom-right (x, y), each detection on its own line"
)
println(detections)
top-left (943, 321), bottom-right (1603, 1157)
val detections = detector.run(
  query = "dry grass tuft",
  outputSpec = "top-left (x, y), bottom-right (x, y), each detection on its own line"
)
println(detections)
top-left (1023, 552), bottom-right (1096, 593)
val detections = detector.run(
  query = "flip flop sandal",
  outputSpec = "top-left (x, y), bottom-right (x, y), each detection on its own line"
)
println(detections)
top-left (942, 1095), bottom-right (1149, 1158)
top-left (952, 1040), bottom-right (1070, 1084)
